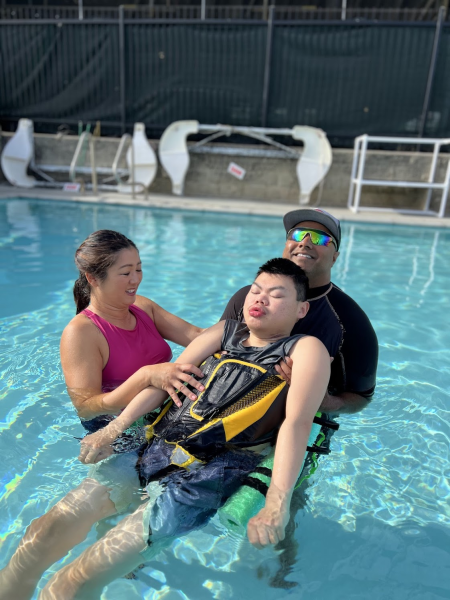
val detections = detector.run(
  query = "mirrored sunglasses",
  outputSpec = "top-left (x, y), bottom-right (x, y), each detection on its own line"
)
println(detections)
top-left (287, 228), bottom-right (337, 248)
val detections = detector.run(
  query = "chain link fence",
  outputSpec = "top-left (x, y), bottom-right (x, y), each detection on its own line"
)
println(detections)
top-left (1, 9), bottom-right (448, 145)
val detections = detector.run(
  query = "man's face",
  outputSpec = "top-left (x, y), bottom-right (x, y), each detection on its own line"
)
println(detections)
top-left (243, 272), bottom-right (309, 336)
top-left (282, 220), bottom-right (339, 286)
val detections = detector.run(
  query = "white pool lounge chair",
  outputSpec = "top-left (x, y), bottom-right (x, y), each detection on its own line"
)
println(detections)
top-left (158, 121), bottom-right (332, 203)
top-left (117, 123), bottom-right (157, 194)
top-left (292, 126), bottom-right (333, 205)
top-left (159, 120), bottom-right (200, 195)
top-left (0, 119), bottom-right (37, 188)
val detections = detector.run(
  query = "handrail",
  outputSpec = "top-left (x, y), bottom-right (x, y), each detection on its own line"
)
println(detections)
top-left (348, 134), bottom-right (450, 217)
top-left (195, 124), bottom-right (300, 157)
top-left (69, 131), bottom-right (98, 193)
top-left (112, 133), bottom-right (145, 198)
top-left (112, 133), bottom-right (131, 184)
top-left (89, 136), bottom-right (98, 193)
top-left (69, 131), bottom-right (89, 182)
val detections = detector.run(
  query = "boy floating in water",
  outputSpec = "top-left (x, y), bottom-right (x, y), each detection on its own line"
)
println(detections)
top-left (0, 258), bottom-right (330, 600)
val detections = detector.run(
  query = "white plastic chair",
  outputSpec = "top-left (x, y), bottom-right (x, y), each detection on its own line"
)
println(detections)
top-left (292, 126), bottom-right (332, 205)
top-left (158, 120), bottom-right (199, 195)
top-left (1, 119), bottom-right (37, 188)
top-left (118, 123), bottom-right (157, 194)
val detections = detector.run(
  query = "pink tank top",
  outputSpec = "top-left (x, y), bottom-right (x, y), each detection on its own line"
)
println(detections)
top-left (82, 304), bottom-right (172, 392)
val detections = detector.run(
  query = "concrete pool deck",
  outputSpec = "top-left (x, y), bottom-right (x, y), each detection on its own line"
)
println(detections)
top-left (1, 185), bottom-right (449, 228)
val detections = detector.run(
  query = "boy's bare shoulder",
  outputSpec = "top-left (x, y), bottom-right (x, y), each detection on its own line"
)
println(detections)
top-left (290, 335), bottom-right (329, 357)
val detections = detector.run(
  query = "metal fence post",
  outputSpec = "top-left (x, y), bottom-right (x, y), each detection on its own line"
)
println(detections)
top-left (418, 5), bottom-right (445, 139)
top-left (201, 0), bottom-right (206, 20)
top-left (261, 5), bottom-right (274, 127)
top-left (119, 5), bottom-right (126, 135)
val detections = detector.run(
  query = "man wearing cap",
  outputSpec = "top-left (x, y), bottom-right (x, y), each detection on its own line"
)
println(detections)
top-left (221, 208), bottom-right (378, 413)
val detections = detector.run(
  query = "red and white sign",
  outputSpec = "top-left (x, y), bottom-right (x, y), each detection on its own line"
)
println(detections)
top-left (227, 162), bottom-right (246, 181)
top-left (63, 182), bottom-right (81, 192)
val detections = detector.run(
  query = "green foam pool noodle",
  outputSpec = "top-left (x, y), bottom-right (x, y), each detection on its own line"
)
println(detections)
top-left (219, 419), bottom-right (324, 533)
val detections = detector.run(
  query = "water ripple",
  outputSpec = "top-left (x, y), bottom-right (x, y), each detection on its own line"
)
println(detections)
top-left (1, 201), bottom-right (450, 599)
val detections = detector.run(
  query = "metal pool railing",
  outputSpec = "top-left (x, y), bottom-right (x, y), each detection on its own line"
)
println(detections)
top-left (348, 134), bottom-right (450, 218)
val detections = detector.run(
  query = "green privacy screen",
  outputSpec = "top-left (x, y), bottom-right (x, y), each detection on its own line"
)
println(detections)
top-left (0, 21), bottom-right (448, 142)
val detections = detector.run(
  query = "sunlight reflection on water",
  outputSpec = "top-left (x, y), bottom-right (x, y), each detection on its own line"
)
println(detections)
top-left (0, 199), bottom-right (449, 600)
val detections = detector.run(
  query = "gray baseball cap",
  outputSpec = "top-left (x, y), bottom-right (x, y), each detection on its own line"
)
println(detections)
top-left (283, 208), bottom-right (341, 250)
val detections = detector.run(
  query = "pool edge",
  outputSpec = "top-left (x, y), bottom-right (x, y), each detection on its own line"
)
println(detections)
top-left (1, 185), bottom-right (449, 228)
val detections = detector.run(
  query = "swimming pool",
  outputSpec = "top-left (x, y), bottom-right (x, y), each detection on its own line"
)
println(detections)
top-left (1, 198), bottom-right (449, 599)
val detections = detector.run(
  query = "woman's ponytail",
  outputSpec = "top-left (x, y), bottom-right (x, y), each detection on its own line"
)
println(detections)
top-left (73, 273), bottom-right (91, 314)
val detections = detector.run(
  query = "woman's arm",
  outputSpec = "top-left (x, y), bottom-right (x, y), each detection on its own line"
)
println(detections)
top-left (61, 315), bottom-right (206, 420)
top-left (135, 296), bottom-right (205, 347)
top-left (78, 322), bottom-right (226, 464)
top-left (247, 336), bottom-right (330, 548)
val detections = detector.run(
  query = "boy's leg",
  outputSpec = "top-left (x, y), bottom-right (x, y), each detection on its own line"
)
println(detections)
top-left (0, 478), bottom-right (117, 600)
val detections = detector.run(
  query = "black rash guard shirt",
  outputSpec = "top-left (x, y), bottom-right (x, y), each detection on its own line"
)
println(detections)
top-left (220, 283), bottom-right (378, 399)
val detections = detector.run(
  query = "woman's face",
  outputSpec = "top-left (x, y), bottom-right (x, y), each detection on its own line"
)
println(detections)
top-left (93, 247), bottom-right (143, 307)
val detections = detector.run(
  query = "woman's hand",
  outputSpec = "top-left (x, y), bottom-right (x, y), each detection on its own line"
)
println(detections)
top-left (78, 419), bottom-right (124, 464)
top-left (143, 362), bottom-right (205, 404)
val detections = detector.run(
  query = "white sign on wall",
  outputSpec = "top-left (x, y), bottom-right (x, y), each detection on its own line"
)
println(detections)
top-left (227, 162), bottom-right (246, 181)
top-left (63, 182), bottom-right (81, 192)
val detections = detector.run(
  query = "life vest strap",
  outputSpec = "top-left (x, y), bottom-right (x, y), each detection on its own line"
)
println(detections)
top-left (306, 444), bottom-right (330, 455)
top-left (252, 466), bottom-right (272, 478)
top-left (313, 415), bottom-right (339, 430)
top-left (242, 476), bottom-right (269, 497)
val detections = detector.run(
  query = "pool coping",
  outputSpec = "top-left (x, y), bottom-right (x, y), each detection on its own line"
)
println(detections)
top-left (1, 185), bottom-right (450, 228)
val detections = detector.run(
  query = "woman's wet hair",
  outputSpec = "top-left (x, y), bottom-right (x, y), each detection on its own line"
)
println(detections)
top-left (256, 258), bottom-right (309, 302)
top-left (73, 230), bottom-right (138, 314)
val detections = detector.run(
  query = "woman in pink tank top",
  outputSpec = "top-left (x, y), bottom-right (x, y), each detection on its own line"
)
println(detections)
top-left (60, 230), bottom-right (206, 435)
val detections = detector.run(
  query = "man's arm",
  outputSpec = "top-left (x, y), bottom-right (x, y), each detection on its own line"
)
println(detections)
top-left (272, 360), bottom-right (372, 415)
top-left (274, 333), bottom-right (376, 415)
top-left (326, 292), bottom-right (378, 414)
top-left (247, 336), bottom-right (330, 548)
top-left (79, 322), bottom-right (226, 464)
top-left (320, 391), bottom-right (370, 414)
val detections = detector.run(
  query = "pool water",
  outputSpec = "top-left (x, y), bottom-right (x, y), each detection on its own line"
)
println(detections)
top-left (0, 198), bottom-right (449, 600)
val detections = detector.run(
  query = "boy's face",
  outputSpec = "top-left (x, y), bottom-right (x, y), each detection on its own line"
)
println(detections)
top-left (243, 272), bottom-right (309, 336)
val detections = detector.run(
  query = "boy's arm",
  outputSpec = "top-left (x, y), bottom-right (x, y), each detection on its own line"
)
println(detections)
top-left (79, 322), bottom-right (225, 464)
top-left (247, 336), bottom-right (330, 548)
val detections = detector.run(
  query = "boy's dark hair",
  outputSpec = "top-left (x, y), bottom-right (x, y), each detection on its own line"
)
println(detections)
top-left (256, 258), bottom-right (309, 301)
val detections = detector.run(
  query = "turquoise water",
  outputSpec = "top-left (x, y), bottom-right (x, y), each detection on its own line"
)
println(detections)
top-left (1, 198), bottom-right (449, 599)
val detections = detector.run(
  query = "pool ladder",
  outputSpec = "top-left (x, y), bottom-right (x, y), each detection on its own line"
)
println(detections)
top-left (70, 131), bottom-right (147, 198)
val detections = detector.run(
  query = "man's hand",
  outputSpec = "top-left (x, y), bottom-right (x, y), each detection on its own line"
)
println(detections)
top-left (78, 419), bottom-right (125, 464)
top-left (143, 363), bottom-right (205, 405)
top-left (275, 355), bottom-right (333, 385)
top-left (274, 356), bottom-right (293, 384)
top-left (247, 485), bottom-right (291, 549)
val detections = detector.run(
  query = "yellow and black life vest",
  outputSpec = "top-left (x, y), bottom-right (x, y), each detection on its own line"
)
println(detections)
top-left (145, 353), bottom-right (290, 467)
